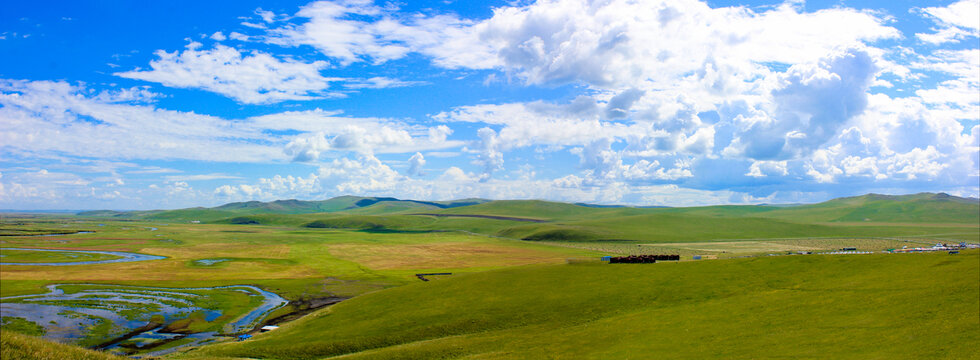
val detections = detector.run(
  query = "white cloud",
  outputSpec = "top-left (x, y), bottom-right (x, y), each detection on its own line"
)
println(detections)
top-left (116, 44), bottom-right (334, 104)
top-left (255, 8), bottom-right (278, 23)
top-left (265, 1), bottom-right (410, 65)
top-left (915, 0), bottom-right (980, 44)
top-left (317, 154), bottom-right (403, 193)
top-left (746, 160), bottom-right (788, 178)
top-left (435, 0), bottom-right (895, 89)
top-left (472, 127), bottom-right (504, 180)
top-left (406, 152), bottom-right (425, 176)
top-left (438, 167), bottom-right (477, 182)
top-left (0, 79), bottom-right (281, 162)
top-left (274, 110), bottom-right (462, 161)
top-left (342, 76), bottom-right (426, 89)
top-left (911, 49), bottom-right (980, 121)
top-left (724, 48), bottom-right (878, 160)
top-left (261, 0), bottom-right (896, 89)
top-left (229, 32), bottom-right (250, 41)
top-left (0, 80), bottom-right (463, 165)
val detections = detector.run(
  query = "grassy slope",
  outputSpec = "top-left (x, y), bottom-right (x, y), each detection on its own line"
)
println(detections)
top-left (185, 250), bottom-right (979, 360)
top-left (758, 193), bottom-right (980, 223)
top-left (336, 202), bottom-right (439, 215)
top-left (0, 332), bottom-right (123, 360)
top-left (423, 195), bottom-right (979, 242)
top-left (501, 214), bottom-right (977, 242)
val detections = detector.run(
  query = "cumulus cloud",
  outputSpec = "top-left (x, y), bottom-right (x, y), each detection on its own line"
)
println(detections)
top-left (215, 173), bottom-right (320, 201)
top-left (276, 111), bottom-right (462, 162)
top-left (406, 152), bottom-right (425, 176)
top-left (472, 127), bottom-right (504, 180)
top-left (116, 44), bottom-right (335, 104)
top-left (746, 160), bottom-right (788, 178)
top-left (724, 48), bottom-right (877, 160)
top-left (261, 0), bottom-right (896, 92)
top-left (317, 154), bottom-right (403, 193)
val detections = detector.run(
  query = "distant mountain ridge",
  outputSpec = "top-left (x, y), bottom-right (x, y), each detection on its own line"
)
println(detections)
top-left (76, 196), bottom-right (491, 220)
top-left (75, 192), bottom-right (979, 225)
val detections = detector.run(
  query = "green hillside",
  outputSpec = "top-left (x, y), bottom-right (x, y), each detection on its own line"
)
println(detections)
top-left (759, 193), bottom-right (980, 223)
top-left (336, 201), bottom-right (440, 215)
top-left (0, 332), bottom-right (124, 360)
top-left (185, 251), bottom-right (979, 359)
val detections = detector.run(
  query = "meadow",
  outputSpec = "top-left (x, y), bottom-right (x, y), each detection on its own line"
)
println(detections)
top-left (1, 193), bottom-right (978, 359)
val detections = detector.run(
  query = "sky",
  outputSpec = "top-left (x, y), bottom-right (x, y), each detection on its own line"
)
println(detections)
top-left (0, 0), bottom-right (978, 210)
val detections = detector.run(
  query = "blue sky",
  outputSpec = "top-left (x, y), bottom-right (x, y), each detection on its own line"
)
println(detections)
top-left (1, 0), bottom-right (978, 210)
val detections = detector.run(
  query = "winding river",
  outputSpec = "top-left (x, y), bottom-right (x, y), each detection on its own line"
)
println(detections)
top-left (0, 248), bottom-right (166, 266)
top-left (0, 284), bottom-right (288, 356)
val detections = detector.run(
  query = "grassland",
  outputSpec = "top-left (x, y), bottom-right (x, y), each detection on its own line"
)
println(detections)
top-left (182, 250), bottom-right (979, 359)
top-left (2, 192), bottom-right (977, 358)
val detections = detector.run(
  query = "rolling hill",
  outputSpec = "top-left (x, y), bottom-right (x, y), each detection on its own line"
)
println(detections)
top-left (757, 193), bottom-right (980, 223)
top-left (75, 193), bottom-right (979, 243)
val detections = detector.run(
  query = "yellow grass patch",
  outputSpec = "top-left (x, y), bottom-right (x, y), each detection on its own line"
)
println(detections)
top-left (327, 241), bottom-right (570, 270)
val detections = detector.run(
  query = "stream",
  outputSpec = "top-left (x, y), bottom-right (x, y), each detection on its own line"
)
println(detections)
top-left (0, 284), bottom-right (288, 356)
top-left (0, 248), bottom-right (166, 266)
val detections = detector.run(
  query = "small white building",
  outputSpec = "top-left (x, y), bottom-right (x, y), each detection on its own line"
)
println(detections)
top-left (260, 325), bottom-right (279, 332)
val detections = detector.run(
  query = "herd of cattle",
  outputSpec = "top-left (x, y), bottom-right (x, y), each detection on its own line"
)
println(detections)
top-left (608, 254), bottom-right (680, 263)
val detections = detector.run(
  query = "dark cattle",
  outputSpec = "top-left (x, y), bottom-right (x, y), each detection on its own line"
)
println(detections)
top-left (608, 254), bottom-right (678, 263)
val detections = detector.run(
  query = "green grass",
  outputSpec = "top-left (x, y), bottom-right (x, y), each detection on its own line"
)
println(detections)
top-left (0, 332), bottom-right (124, 360)
top-left (184, 250), bottom-right (979, 359)
top-left (0, 317), bottom-right (46, 336)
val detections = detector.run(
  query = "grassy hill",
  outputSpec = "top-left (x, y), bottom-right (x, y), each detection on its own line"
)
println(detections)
top-left (757, 193), bottom-right (979, 223)
top-left (184, 250), bottom-right (979, 359)
top-left (0, 332), bottom-right (123, 360)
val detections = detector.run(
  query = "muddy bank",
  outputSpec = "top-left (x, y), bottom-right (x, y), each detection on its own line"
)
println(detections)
top-left (93, 321), bottom-right (163, 350)
top-left (260, 296), bottom-right (346, 328)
